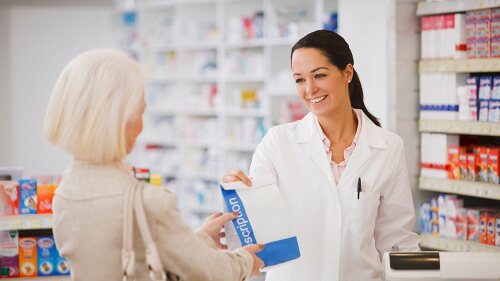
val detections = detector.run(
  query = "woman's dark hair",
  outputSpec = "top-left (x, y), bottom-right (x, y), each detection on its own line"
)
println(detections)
top-left (291, 30), bottom-right (381, 127)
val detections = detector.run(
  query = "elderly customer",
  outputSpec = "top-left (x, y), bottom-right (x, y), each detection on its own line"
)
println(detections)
top-left (43, 49), bottom-right (263, 281)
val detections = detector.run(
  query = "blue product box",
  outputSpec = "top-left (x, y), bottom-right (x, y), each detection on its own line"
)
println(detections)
top-left (478, 76), bottom-right (492, 100)
top-left (54, 250), bottom-right (70, 276)
top-left (479, 100), bottom-right (490, 122)
top-left (19, 179), bottom-right (37, 215)
top-left (492, 77), bottom-right (500, 100)
top-left (37, 236), bottom-right (57, 276)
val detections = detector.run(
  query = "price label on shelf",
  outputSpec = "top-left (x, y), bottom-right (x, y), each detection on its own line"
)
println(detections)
top-left (11, 218), bottom-right (22, 229)
top-left (0, 219), bottom-right (12, 230)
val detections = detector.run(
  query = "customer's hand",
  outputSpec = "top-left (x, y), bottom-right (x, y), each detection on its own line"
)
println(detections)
top-left (221, 169), bottom-right (252, 186)
top-left (201, 212), bottom-right (238, 249)
top-left (243, 244), bottom-right (265, 277)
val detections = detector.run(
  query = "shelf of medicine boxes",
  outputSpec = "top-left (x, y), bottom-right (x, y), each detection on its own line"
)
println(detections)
top-left (419, 58), bottom-right (500, 73)
top-left (420, 233), bottom-right (500, 253)
top-left (419, 177), bottom-right (500, 200)
top-left (0, 214), bottom-right (53, 231)
top-left (1, 276), bottom-right (71, 281)
top-left (417, 0), bottom-right (500, 16)
top-left (419, 119), bottom-right (500, 137)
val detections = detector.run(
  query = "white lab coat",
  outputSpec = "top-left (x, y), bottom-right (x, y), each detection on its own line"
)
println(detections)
top-left (249, 110), bottom-right (420, 281)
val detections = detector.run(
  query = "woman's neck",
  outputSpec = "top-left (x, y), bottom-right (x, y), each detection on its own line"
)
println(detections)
top-left (317, 107), bottom-right (357, 145)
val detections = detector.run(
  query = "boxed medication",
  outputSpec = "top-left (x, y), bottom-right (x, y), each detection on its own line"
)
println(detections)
top-left (487, 213), bottom-right (497, 246)
top-left (467, 209), bottom-right (480, 242)
top-left (36, 236), bottom-right (69, 276)
top-left (220, 175), bottom-right (300, 270)
top-left (35, 176), bottom-right (53, 214)
top-left (496, 215), bottom-right (500, 246)
top-left (0, 231), bottom-right (19, 278)
top-left (480, 210), bottom-right (493, 244)
top-left (488, 148), bottom-right (499, 184)
top-left (447, 145), bottom-right (461, 179)
top-left (18, 237), bottom-right (37, 277)
top-left (0, 181), bottom-right (19, 217)
top-left (458, 153), bottom-right (468, 179)
top-left (467, 153), bottom-right (478, 181)
top-left (19, 179), bottom-right (37, 215)
top-left (477, 147), bottom-right (490, 182)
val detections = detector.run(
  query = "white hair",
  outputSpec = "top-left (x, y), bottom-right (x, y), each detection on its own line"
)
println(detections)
top-left (43, 49), bottom-right (144, 163)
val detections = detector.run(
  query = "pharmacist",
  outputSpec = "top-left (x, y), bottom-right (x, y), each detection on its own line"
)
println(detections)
top-left (222, 30), bottom-right (420, 281)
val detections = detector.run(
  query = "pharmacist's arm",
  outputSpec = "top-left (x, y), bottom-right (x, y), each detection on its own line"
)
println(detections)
top-left (374, 139), bottom-right (421, 259)
top-left (143, 186), bottom-right (253, 281)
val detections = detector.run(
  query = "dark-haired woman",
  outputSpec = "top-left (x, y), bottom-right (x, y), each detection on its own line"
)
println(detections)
top-left (222, 30), bottom-right (420, 281)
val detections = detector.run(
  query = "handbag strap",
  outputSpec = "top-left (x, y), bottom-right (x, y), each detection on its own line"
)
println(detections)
top-left (122, 181), bottom-right (167, 281)
top-left (122, 181), bottom-right (138, 281)
top-left (133, 181), bottom-right (167, 281)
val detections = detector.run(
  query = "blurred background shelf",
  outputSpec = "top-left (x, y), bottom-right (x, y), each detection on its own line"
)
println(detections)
top-left (419, 58), bottom-right (500, 73)
top-left (419, 177), bottom-right (500, 200)
top-left (420, 233), bottom-right (500, 253)
top-left (0, 214), bottom-right (53, 231)
top-left (419, 120), bottom-right (500, 136)
top-left (417, 0), bottom-right (500, 16)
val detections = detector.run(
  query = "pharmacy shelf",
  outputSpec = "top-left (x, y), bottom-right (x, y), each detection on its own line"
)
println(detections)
top-left (145, 41), bottom-right (220, 52)
top-left (417, 0), bottom-right (500, 16)
top-left (147, 76), bottom-right (218, 84)
top-left (183, 109), bottom-right (218, 117)
top-left (224, 109), bottom-right (267, 117)
top-left (419, 58), bottom-right (500, 73)
top-left (180, 172), bottom-right (219, 182)
top-left (0, 277), bottom-right (71, 281)
top-left (268, 89), bottom-right (296, 97)
top-left (420, 233), bottom-right (500, 252)
top-left (139, 138), bottom-right (179, 147)
top-left (0, 214), bottom-right (53, 231)
top-left (137, 0), bottom-right (218, 9)
top-left (226, 39), bottom-right (265, 49)
top-left (419, 119), bottom-right (500, 136)
top-left (225, 143), bottom-right (258, 152)
top-left (147, 108), bottom-right (177, 116)
top-left (419, 177), bottom-right (500, 200)
top-left (225, 76), bottom-right (265, 83)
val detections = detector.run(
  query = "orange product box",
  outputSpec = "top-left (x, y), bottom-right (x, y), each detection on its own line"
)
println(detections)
top-left (488, 148), bottom-right (499, 184)
top-left (35, 176), bottom-right (54, 214)
top-left (0, 181), bottom-right (19, 217)
top-left (466, 153), bottom-right (478, 181)
top-left (448, 145), bottom-right (461, 179)
top-left (18, 237), bottom-right (37, 277)
top-left (459, 153), bottom-right (468, 180)
top-left (480, 210), bottom-right (492, 244)
top-left (487, 213), bottom-right (497, 246)
top-left (477, 147), bottom-right (490, 182)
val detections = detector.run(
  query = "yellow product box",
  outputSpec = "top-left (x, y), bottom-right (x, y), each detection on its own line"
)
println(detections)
top-left (19, 237), bottom-right (37, 277)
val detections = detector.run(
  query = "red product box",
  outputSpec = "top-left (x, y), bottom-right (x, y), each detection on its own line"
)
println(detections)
top-left (477, 147), bottom-right (490, 182)
top-left (491, 19), bottom-right (500, 38)
top-left (492, 37), bottom-right (500, 57)
top-left (477, 38), bottom-right (491, 58)
top-left (492, 8), bottom-right (500, 19)
top-left (448, 145), bottom-right (461, 179)
top-left (459, 153), bottom-right (468, 180)
top-left (467, 153), bottom-right (478, 181)
top-left (467, 209), bottom-right (480, 242)
top-left (488, 148), bottom-right (499, 184)
top-left (496, 215), bottom-right (500, 246)
top-left (0, 181), bottom-right (20, 217)
top-left (487, 213), bottom-right (497, 246)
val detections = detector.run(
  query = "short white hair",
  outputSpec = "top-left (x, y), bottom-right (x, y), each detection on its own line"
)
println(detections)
top-left (43, 49), bottom-right (144, 163)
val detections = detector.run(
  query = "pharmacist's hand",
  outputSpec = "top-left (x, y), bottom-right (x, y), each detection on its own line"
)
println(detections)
top-left (201, 211), bottom-right (238, 249)
top-left (222, 169), bottom-right (252, 186)
top-left (244, 244), bottom-right (265, 277)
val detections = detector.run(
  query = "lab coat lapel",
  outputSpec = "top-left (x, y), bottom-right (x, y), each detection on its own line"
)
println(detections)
top-left (294, 113), bottom-right (336, 188)
top-left (337, 110), bottom-right (387, 188)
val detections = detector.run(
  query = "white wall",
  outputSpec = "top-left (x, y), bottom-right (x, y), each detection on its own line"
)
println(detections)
top-left (0, 7), bottom-right (12, 166)
top-left (338, 0), bottom-right (395, 129)
top-left (3, 1), bottom-right (114, 176)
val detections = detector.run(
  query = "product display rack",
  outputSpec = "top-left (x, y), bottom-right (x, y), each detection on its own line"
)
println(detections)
top-left (416, 0), bottom-right (500, 253)
top-left (420, 233), bottom-right (500, 253)
top-left (419, 177), bottom-right (500, 200)
top-left (0, 214), bottom-right (53, 232)
top-left (419, 119), bottom-right (500, 136)
top-left (0, 277), bottom-right (70, 281)
top-left (125, 0), bottom-right (337, 228)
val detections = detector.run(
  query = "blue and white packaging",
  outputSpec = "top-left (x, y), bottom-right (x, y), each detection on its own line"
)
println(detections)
top-left (19, 179), bottom-right (37, 215)
top-left (220, 175), bottom-right (300, 270)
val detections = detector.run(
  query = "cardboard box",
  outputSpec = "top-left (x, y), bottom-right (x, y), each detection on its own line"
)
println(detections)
top-left (37, 236), bottom-right (57, 276)
top-left (496, 216), bottom-right (500, 247)
top-left (19, 179), bottom-right (37, 215)
top-left (467, 209), bottom-right (480, 242)
top-left (488, 148), bottom-right (499, 184)
top-left (480, 211), bottom-right (492, 244)
top-left (477, 147), bottom-right (490, 182)
top-left (0, 231), bottom-right (19, 278)
top-left (448, 145), bottom-right (461, 179)
top-left (19, 237), bottom-right (37, 277)
top-left (467, 153), bottom-right (478, 181)
top-left (36, 176), bottom-right (54, 214)
top-left (0, 181), bottom-right (19, 217)
top-left (487, 213), bottom-right (497, 246)
top-left (459, 153), bottom-right (468, 180)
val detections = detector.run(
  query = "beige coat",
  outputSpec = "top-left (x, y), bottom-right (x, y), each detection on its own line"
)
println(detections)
top-left (52, 161), bottom-right (253, 281)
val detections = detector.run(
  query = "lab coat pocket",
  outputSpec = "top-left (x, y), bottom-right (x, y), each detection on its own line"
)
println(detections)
top-left (350, 191), bottom-right (381, 238)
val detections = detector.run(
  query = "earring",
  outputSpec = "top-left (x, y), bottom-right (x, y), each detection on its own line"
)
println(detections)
top-left (348, 80), bottom-right (351, 83)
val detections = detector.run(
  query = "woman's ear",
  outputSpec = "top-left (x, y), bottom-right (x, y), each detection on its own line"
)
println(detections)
top-left (345, 64), bottom-right (354, 84)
